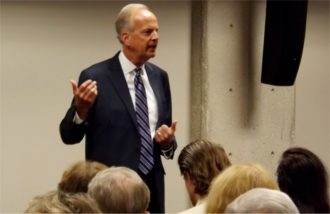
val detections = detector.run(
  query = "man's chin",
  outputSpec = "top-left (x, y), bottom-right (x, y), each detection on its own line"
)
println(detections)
top-left (147, 48), bottom-right (157, 56)
top-left (147, 52), bottom-right (156, 58)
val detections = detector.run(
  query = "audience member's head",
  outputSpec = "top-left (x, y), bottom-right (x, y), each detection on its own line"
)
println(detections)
top-left (88, 166), bottom-right (150, 213)
top-left (57, 191), bottom-right (101, 213)
top-left (277, 147), bottom-right (330, 213)
top-left (58, 160), bottom-right (108, 193)
top-left (25, 190), bottom-right (100, 213)
top-left (206, 163), bottom-right (279, 213)
top-left (225, 188), bottom-right (299, 213)
top-left (25, 190), bottom-right (70, 213)
top-left (178, 139), bottom-right (231, 205)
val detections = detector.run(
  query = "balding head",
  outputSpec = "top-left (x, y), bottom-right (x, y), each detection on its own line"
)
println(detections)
top-left (225, 188), bottom-right (299, 213)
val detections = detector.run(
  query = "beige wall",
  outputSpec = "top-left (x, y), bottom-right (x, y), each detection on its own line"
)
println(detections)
top-left (0, 1), bottom-right (190, 212)
top-left (1, 0), bottom-right (329, 213)
top-left (296, 0), bottom-right (329, 174)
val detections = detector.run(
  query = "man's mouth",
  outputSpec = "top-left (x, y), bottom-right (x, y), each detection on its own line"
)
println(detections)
top-left (148, 44), bottom-right (157, 50)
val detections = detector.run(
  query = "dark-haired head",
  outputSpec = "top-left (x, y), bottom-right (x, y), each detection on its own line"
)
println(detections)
top-left (277, 147), bottom-right (330, 213)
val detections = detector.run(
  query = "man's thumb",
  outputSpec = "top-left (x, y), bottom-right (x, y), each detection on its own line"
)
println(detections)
top-left (171, 121), bottom-right (178, 132)
top-left (70, 80), bottom-right (78, 95)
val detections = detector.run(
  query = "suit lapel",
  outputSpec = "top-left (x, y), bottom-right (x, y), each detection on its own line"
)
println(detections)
top-left (106, 54), bottom-right (138, 128)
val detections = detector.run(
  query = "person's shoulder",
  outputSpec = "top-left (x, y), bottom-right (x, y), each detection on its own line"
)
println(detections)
top-left (145, 61), bottom-right (166, 73)
top-left (82, 53), bottom-right (120, 75)
top-left (84, 58), bottom-right (112, 72)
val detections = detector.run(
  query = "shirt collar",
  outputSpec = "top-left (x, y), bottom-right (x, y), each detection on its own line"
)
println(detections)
top-left (196, 196), bottom-right (207, 206)
top-left (119, 51), bottom-right (145, 75)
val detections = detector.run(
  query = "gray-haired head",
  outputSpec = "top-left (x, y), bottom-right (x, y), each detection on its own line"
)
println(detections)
top-left (115, 3), bottom-right (150, 43)
top-left (88, 166), bottom-right (150, 213)
top-left (225, 188), bottom-right (299, 213)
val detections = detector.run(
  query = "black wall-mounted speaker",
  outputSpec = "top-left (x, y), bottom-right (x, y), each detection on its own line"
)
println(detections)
top-left (261, 0), bottom-right (308, 86)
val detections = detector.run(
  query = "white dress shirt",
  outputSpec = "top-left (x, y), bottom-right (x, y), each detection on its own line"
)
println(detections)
top-left (119, 51), bottom-right (158, 139)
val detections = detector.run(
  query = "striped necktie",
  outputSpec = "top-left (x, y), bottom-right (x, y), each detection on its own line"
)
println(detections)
top-left (134, 67), bottom-right (154, 175)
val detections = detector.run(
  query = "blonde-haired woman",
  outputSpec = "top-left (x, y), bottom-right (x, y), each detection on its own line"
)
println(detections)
top-left (206, 163), bottom-right (279, 213)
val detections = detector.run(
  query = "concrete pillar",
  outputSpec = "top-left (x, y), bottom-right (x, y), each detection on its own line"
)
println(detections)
top-left (190, 0), bottom-right (295, 173)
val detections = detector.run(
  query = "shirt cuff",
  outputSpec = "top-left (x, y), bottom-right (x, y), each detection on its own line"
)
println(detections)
top-left (73, 111), bottom-right (84, 124)
top-left (161, 143), bottom-right (174, 159)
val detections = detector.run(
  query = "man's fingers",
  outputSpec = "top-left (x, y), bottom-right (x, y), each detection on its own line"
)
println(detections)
top-left (73, 80), bottom-right (97, 100)
top-left (71, 79), bottom-right (95, 95)
top-left (71, 79), bottom-right (98, 111)
top-left (84, 86), bottom-right (98, 102)
top-left (83, 81), bottom-right (97, 100)
top-left (157, 121), bottom-right (177, 135)
top-left (80, 79), bottom-right (93, 89)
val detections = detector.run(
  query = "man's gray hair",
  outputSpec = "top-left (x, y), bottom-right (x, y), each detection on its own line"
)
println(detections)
top-left (225, 188), bottom-right (299, 213)
top-left (115, 3), bottom-right (149, 43)
top-left (88, 166), bottom-right (150, 213)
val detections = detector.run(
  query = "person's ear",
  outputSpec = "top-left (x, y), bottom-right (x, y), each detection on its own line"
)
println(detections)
top-left (184, 173), bottom-right (192, 183)
top-left (120, 32), bottom-right (130, 45)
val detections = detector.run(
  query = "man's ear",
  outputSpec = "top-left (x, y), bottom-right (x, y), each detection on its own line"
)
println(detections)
top-left (184, 173), bottom-right (193, 184)
top-left (120, 32), bottom-right (130, 45)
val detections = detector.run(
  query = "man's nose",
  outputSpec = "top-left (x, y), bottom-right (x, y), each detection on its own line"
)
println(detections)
top-left (151, 31), bottom-right (159, 40)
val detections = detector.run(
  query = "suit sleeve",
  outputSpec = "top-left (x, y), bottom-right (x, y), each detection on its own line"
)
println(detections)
top-left (59, 70), bottom-right (91, 144)
top-left (159, 70), bottom-right (177, 159)
top-left (59, 103), bottom-right (86, 144)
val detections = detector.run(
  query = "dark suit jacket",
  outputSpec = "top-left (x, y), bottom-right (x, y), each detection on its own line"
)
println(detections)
top-left (60, 52), bottom-right (177, 212)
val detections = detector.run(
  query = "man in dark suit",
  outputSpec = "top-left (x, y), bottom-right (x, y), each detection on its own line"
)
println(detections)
top-left (59, 3), bottom-right (177, 213)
